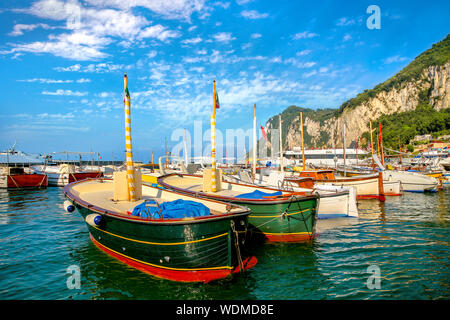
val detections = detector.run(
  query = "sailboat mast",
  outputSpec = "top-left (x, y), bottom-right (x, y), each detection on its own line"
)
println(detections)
top-left (252, 104), bottom-right (257, 183)
top-left (300, 112), bottom-right (305, 171)
top-left (279, 115), bottom-right (283, 173)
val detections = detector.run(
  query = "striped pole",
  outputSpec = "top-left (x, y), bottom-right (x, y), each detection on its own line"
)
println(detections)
top-left (124, 73), bottom-right (136, 202)
top-left (211, 80), bottom-right (217, 192)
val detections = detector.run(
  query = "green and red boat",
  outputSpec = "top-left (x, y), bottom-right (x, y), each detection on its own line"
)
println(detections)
top-left (157, 174), bottom-right (319, 243)
top-left (64, 178), bottom-right (256, 283)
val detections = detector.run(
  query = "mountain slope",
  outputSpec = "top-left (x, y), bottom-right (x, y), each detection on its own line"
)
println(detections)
top-left (264, 34), bottom-right (450, 152)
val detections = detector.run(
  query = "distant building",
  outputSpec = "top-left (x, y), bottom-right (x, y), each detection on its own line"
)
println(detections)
top-left (412, 134), bottom-right (432, 142)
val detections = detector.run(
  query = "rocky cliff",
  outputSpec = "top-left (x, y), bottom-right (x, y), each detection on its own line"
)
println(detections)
top-left (264, 34), bottom-right (450, 150)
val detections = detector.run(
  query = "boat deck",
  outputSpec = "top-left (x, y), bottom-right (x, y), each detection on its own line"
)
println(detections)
top-left (67, 179), bottom-right (239, 216)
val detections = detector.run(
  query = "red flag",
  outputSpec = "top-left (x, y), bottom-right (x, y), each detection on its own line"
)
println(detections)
top-left (260, 125), bottom-right (267, 140)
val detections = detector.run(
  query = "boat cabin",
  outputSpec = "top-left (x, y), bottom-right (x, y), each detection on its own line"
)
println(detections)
top-left (298, 170), bottom-right (336, 180)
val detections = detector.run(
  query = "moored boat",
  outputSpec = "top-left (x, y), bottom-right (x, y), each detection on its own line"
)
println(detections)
top-left (158, 173), bottom-right (319, 243)
top-left (383, 170), bottom-right (439, 192)
top-left (0, 166), bottom-right (47, 188)
top-left (286, 170), bottom-right (386, 202)
top-left (224, 171), bottom-right (358, 219)
top-left (64, 177), bottom-right (256, 283)
top-left (32, 163), bottom-right (103, 186)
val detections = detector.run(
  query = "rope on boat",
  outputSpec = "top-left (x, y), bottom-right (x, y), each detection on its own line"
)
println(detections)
top-left (9, 175), bottom-right (21, 188)
top-left (281, 195), bottom-right (314, 240)
top-left (230, 220), bottom-right (244, 273)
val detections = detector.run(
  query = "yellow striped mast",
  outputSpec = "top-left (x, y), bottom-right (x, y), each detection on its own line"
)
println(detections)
top-left (211, 80), bottom-right (217, 192)
top-left (124, 73), bottom-right (136, 202)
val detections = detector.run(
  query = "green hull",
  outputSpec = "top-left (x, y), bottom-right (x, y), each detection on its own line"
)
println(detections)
top-left (73, 203), bottom-right (253, 283)
top-left (230, 197), bottom-right (317, 242)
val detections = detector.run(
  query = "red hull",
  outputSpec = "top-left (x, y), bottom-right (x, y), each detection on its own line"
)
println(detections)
top-left (7, 174), bottom-right (47, 188)
top-left (90, 234), bottom-right (257, 283)
top-left (263, 232), bottom-right (316, 243)
top-left (356, 194), bottom-right (386, 202)
top-left (68, 172), bottom-right (103, 183)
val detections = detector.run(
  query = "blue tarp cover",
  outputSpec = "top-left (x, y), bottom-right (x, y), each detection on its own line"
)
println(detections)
top-left (131, 199), bottom-right (211, 219)
top-left (234, 189), bottom-right (283, 199)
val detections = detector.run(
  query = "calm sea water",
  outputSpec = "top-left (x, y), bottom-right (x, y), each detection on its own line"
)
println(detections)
top-left (0, 187), bottom-right (448, 300)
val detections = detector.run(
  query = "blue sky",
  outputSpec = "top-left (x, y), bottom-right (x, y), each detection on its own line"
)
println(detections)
top-left (0, 0), bottom-right (449, 162)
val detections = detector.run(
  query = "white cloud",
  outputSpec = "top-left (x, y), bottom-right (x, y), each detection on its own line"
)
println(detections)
top-left (384, 55), bottom-right (409, 64)
top-left (54, 62), bottom-right (126, 73)
top-left (251, 33), bottom-right (262, 39)
top-left (241, 10), bottom-right (269, 19)
top-left (9, 23), bottom-right (57, 36)
top-left (147, 50), bottom-right (157, 58)
top-left (296, 49), bottom-right (312, 56)
top-left (293, 31), bottom-right (318, 40)
top-left (213, 32), bottom-right (236, 43)
top-left (343, 34), bottom-right (352, 41)
top-left (181, 37), bottom-right (203, 44)
top-left (18, 78), bottom-right (73, 84)
top-left (188, 25), bottom-right (198, 32)
top-left (303, 70), bottom-right (317, 78)
top-left (336, 17), bottom-right (355, 26)
top-left (138, 25), bottom-right (181, 41)
top-left (42, 89), bottom-right (88, 96)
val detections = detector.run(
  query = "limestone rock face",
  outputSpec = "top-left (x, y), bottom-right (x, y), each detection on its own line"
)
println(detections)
top-left (265, 61), bottom-right (450, 149)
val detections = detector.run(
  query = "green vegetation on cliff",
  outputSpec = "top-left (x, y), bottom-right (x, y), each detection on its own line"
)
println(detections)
top-left (266, 105), bottom-right (335, 148)
top-left (337, 34), bottom-right (450, 115)
top-left (360, 106), bottom-right (450, 151)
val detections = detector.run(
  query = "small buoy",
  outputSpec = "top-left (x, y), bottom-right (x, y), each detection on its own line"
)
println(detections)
top-left (64, 200), bottom-right (75, 213)
top-left (86, 214), bottom-right (103, 227)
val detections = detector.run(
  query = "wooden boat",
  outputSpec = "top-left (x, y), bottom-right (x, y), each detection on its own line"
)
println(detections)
top-left (336, 168), bottom-right (402, 196)
top-left (224, 171), bottom-right (358, 219)
top-left (383, 170), bottom-right (439, 192)
top-left (286, 170), bottom-right (386, 202)
top-left (32, 163), bottom-right (103, 186)
top-left (158, 173), bottom-right (319, 243)
top-left (0, 166), bottom-right (47, 188)
top-left (64, 178), bottom-right (256, 283)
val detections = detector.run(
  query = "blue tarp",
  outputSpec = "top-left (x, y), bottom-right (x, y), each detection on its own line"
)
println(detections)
top-left (131, 199), bottom-right (211, 219)
top-left (234, 189), bottom-right (283, 199)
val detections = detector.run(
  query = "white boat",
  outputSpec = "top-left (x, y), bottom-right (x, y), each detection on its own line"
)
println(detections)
top-left (383, 170), bottom-right (439, 192)
top-left (32, 163), bottom-right (103, 186)
top-left (223, 171), bottom-right (358, 219)
top-left (283, 148), bottom-right (369, 168)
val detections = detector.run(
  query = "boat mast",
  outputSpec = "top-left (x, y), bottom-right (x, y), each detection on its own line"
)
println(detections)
top-left (279, 115), bottom-right (284, 173)
top-left (300, 112), bottom-right (305, 171)
top-left (252, 104), bottom-right (257, 183)
top-left (123, 73), bottom-right (136, 202)
top-left (211, 80), bottom-right (217, 192)
top-left (184, 128), bottom-right (188, 166)
top-left (370, 120), bottom-right (375, 171)
top-left (398, 135), bottom-right (402, 165)
top-left (379, 122), bottom-right (384, 167)
top-left (343, 121), bottom-right (346, 176)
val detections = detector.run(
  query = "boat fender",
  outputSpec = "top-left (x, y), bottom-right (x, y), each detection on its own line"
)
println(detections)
top-left (86, 214), bottom-right (103, 227)
top-left (64, 200), bottom-right (75, 213)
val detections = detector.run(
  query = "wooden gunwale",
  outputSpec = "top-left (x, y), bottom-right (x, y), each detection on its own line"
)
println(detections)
top-left (157, 173), bottom-right (319, 204)
top-left (64, 178), bottom-right (251, 225)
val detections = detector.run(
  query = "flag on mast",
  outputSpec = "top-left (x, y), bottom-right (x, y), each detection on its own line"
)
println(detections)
top-left (215, 89), bottom-right (220, 109)
top-left (260, 125), bottom-right (267, 140)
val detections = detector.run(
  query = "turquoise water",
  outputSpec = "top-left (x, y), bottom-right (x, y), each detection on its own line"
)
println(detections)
top-left (0, 187), bottom-right (448, 300)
